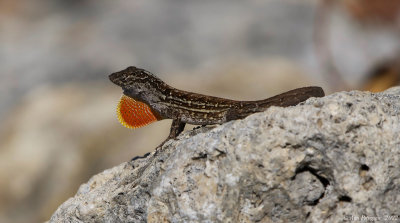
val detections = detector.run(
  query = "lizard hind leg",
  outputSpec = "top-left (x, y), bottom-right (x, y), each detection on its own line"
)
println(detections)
top-left (116, 94), bottom-right (161, 129)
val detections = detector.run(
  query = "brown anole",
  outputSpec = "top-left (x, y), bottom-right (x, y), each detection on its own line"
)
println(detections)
top-left (109, 66), bottom-right (325, 141)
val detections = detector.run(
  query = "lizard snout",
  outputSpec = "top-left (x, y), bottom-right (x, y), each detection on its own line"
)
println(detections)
top-left (109, 70), bottom-right (126, 87)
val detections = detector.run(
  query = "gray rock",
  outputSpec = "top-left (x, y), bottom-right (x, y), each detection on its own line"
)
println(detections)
top-left (49, 87), bottom-right (400, 223)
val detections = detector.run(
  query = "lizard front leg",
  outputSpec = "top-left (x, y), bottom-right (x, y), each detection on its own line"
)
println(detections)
top-left (168, 118), bottom-right (186, 139)
top-left (154, 118), bottom-right (186, 153)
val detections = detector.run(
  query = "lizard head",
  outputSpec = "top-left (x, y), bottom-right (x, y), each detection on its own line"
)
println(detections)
top-left (109, 66), bottom-right (167, 102)
top-left (109, 66), bottom-right (155, 87)
top-left (110, 67), bottom-right (165, 128)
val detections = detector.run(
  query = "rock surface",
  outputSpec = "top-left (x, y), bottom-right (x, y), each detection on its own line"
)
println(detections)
top-left (49, 87), bottom-right (400, 222)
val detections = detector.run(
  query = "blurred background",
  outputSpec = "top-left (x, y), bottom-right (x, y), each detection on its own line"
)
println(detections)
top-left (0, 0), bottom-right (399, 222)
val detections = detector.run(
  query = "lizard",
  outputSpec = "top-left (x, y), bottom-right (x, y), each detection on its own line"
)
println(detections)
top-left (109, 66), bottom-right (325, 142)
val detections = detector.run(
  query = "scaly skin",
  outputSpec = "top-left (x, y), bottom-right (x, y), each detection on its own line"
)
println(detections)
top-left (109, 66), bottom-right (325, 139)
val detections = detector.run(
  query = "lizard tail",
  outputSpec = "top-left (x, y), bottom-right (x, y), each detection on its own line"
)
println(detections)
top-left (255, 86), bottom-right (325, 108)
top-left (228, 86), bottom-right (325, 120)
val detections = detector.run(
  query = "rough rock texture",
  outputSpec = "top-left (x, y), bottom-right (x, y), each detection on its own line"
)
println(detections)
top-left (49, 87), bottom-right (400, 222)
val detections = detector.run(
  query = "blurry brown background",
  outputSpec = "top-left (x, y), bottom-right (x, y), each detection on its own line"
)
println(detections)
top-left (0, 0), bottom-right (399, 222)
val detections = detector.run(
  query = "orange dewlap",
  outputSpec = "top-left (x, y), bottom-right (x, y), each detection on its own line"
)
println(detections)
top-left (117, 94), bottom-right (160, 129)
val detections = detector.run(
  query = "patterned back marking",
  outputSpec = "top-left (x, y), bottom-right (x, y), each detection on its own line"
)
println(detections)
top-left (116, 95), bottom-right (160, 129)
